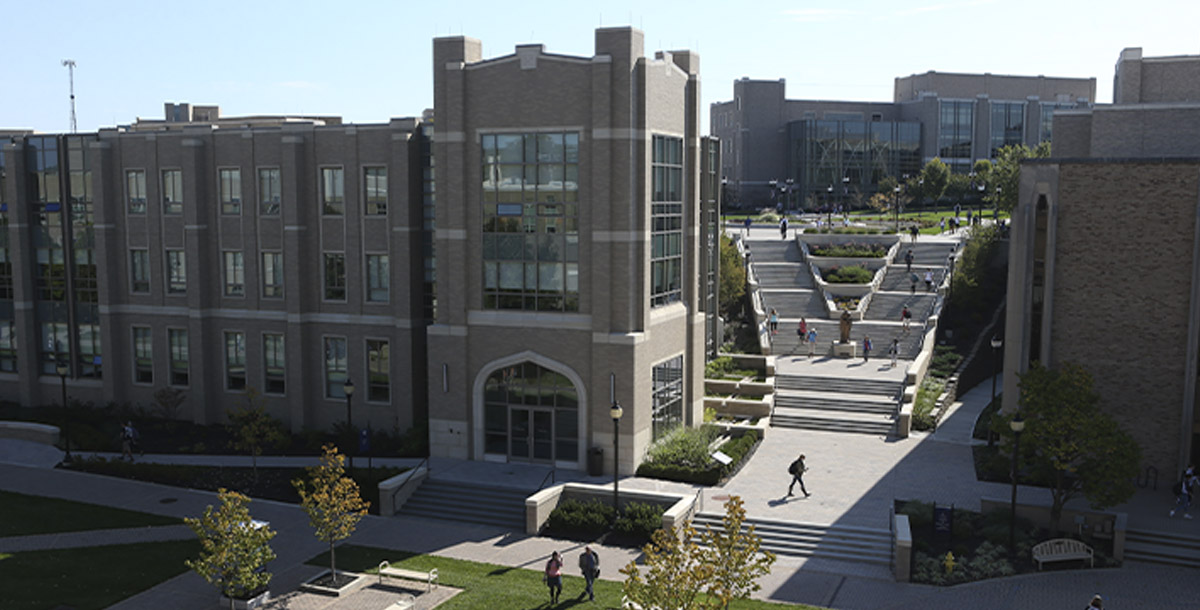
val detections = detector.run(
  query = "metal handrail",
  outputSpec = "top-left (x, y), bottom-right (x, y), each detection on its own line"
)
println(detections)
top-left (390, 455), bottom-right (430, 508)
top-left (537, 468), bottom-right (556, 491)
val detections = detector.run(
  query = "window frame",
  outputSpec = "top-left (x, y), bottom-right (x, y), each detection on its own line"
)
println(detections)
top-left (365, 253), bottom-right (389, 303)
top-left (132, 326), bottom-right (153, 385)
top-left (364, 166), bottom-right (387, 215)
top-left (262, 332), bottom-right (286, 395)
top-left (323, 252), bottom-right (346, 301)
top-left (321, 166), bottom-right (345, 216)
top-left (168, 327), bottom-right (189, 387)
top-left (218, 167), bottom-right (242, 215)
top-left (365, 338), bottom-right (390, 402)
top-left (161, 168), bottom-right (183, 215)
top-left (261, 251), bottom-right (284, 299)
top-left (224, 330), bottom-right (246, 391)
top-left (222, 251), bottom-right (245, 297)
top-left (126, 169), bottom-right (147, 215)
top-left (165, 249), bottom-right (186, 295)
top-left (323, 336), bottom-right (348, 399)
top-left (129, 249), bottom-right (150, 294)
top-left (258, 167), bottom-right (281, 216)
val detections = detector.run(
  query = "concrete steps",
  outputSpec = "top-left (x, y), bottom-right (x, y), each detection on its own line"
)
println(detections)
top-left (776, 375), bottom-right (903, 397)
top-left (863, 292), bottom-right (939, 321)
top-left (691, 513), bottom-right (892, 565)
top-left (1125, 527), bottom-right (1200, 568)
top-left (878, 267), bottom-right (945, 293)
top-left (770, 411), bottom-right (896, 435)
top-left (769, 324), bottom-right (924, 360)
top-left (399, 479), bottom-right (529, 530)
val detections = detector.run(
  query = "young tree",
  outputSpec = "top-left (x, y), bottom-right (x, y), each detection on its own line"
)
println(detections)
top-left (919, 158), bottom-right (950, 208)
top-left (185, 489), bottom-right (276, 609)
top-left (697, 496), bottom-right (776, 609)
top-left (292, 444), bottom-right (370, 585)
top-left (990, 142), bottom-right (1051, 211)
top-left (718, 234), bottom-right (746, 320)
top-left (620, 495), bottom-right (775, 610)
top-left (1008, 362), bottom-right (1142, 531)
top-left (227, 387), bottom-right (286, 482)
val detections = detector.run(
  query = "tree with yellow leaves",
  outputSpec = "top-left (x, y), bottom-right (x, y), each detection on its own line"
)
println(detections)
top-left (292, 444), bottom-right (369, 585)
top-left (184, 489), bottom-right (276, 609)
top-left (621, 495), bottom-right (775, 610)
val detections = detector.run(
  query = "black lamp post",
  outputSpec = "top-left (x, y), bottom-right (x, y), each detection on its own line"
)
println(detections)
top-left (989, 336), bottom-right (1003, 447)
top-left (825, 184), bottom-right (833, 227)
top-left (343, 378), bottom-right (355, 473)
top-left (994, 186), bottom-right (1002, 222)
top-left (841, 175), bottom-right (850, 214)
top-left (1009, 413), bottom-right (1025, 561)
top-left (785, 178), bottom-right (794, 215)
top-left (768, 179), bottom-right (778, 212)
top-left (56, 360), bottom-right (71, 463)
top-left (893, 185), bottom-right (901, 233)
top-left (611, 400), bottom-right (623, 524)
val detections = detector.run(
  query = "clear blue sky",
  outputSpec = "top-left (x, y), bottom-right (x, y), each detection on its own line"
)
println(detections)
top-left (3, 0), bottom-right (1198, 134)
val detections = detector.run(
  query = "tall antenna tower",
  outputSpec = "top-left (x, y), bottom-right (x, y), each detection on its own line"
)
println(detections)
top-left (61, 59), bottom-right (77, 133)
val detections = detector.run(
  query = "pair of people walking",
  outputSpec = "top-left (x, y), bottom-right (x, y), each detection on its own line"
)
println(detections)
top-left (544, 547), bottom-right (600, 604)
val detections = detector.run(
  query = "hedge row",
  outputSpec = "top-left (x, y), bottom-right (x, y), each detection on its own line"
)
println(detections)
top-left (542, 498), bottom-right (665, 546)
top-left (636, 430), bottom-right (760, 486)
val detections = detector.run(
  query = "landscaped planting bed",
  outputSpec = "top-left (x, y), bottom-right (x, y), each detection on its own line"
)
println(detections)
top-left (808, 243), bottom-right (888, 258)
top-left (636, 426), bottom-right (760, 485)
top-left (542, 498), bottom-right (666, 547)
top-left (821, 265), bottom-right (874, 284)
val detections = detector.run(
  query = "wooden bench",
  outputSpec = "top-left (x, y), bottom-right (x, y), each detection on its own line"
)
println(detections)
top-left (377, 561), bottom-right (438, 591)
top-left (1031, 538), bottom-right (1094, 570)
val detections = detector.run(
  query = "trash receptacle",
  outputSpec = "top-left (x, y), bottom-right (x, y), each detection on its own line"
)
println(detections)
top-left (588, 447), bottom-right (604, 477)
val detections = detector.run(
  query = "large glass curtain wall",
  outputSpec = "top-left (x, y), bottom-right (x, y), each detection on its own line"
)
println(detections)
top-left (481, 133), bottom-right (580, 312)
top-left (938, 100), bottom-right (974, 163)
top-left (651, 355), bottom-right (684, 441)
top-left (793, 120), bottom-right (920, 208)
top-left (990, 101), bottom-right (1026, 158)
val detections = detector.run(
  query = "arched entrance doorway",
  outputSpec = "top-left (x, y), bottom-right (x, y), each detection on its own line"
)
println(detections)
top-left (481, 361), bottom-right (581, 464)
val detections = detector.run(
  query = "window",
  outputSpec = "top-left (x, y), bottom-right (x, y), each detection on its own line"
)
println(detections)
top-left (126, 170), bottom-right (147, 214)
top-left (168, 328), bottom-right (188, 386)
top-left (324, 337), bottom-right (347, 398)
top-left (324, 253), bottom-right (346, 300)
top-left (365, 166), bottom-right (387, 215)
top-left (1039, 102), bottom-right (1075, 143)
top-left (223, 251), bottom-right (244, 296)
top-left (321, 167), bottom-right (344, 215)
top-left (263, 333), bottom-right (285, 394)
top-left (481, 132), bottom-right (580, 311)
top-left (162, 169), bottom-right (183, 214)
top-left (0, 320), bottom-right (16, 372)
top-left (262, 252), bottom-right (283, 298)
top-left (219, 168), bottom-right (242, 214)
top-left (259, 168), bottom-right (281, 215)
top-left (77, 324), bottom-right (101, 379)
top-left (0, 247), bottom-right (12, 300)
top-left (651, 355), bottom-right (684, 440)
top-left (989, 101), bottom-right (1026, 158)
top-left (366, 254), bottom-right (389, 302)
top-left (166, 250), bottom-right (186, 294)
top-left (40, 322), bottom-right (69, 375)
top-left (130, 249), bottom-right (150, 293)
top-left (938, 100), bottom-right (974, 160)
top-left (133, 327), bottom-right (153, 384)
top-left (651, 135), bottom-right (683, 307)
top-left (225, 331), bottom-right (246, 390)
top-left (366, 339), bottom-right (389, 402)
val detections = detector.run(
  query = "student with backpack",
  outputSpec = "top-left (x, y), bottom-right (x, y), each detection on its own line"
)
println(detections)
top-left (901, 306), bottom-right (913, 333)
top-left (1170, 464), bottom-right (1197, 518)
top-left (862, 335), bottom-right (872, 362)
top-left (787, 454), bottom-right (810, 497)
top-left (806, 328), bottom-right (818, 358)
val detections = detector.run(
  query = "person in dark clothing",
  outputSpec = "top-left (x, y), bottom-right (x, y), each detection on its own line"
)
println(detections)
top-left (787, 454), bottom-right (810, 497)
top-left (578, 546), bottom-right (599, 601)
top-left (904, 249), bottom-right (914, 272)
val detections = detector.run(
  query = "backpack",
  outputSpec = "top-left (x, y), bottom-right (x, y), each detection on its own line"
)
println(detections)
top-left (788, 459), bottom-right (801, 475)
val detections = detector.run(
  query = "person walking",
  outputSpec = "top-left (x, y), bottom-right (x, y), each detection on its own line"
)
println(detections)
top-left (889, 338), bottom-right (900, 368)
top-left (910, 272), bottom-right (919, 294)
top-left (862, 335), bottom-right (872, 362)
top-left (743, 216), bottom-right (752, 237)
top-left (901, 306), bottom-right (912, 333)
top-left (544, 550), bottom-right (564, 604)
top-left (1171, 465), bottom-right (1197, 518)
top-left (806, 327), bottom-right (818, 358)
top-left (924, 270), bottom-right (934, 292)
top-left (904, 249), bottom-right (914, 272)
top-left (779, 216), bottom-right (789, 240)
top-left (768, 308), bottom-right (779, 335)
top-left (939, 217), bottom-right (946, 233)
top-left (787, 454), bottom-right (810, 497)
top-left (1086, 594), bottom-right (1104, 609)
top-left (796, 318), bottom-right (807, 354)
top-left (120, 421), bottom-right (139, 461)
top-left (909, 225), bottom-right (919, 242)
top-left (578, 546), bottom-right (599, 601)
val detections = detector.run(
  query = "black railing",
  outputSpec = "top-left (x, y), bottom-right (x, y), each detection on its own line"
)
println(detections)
top-left (390, 456), bottom-right (430, 510)
top-left (537, 468), bottom-right (556, 491)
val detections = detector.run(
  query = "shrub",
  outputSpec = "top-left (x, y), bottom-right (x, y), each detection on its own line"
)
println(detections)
top-left (929, 345), bottom-right (963, 378)
top-left (898, 500), bottom-right (934, 532)
top-left (637, 430), bottom-right (760, 485)
top-left (912, 377), bottom-right (946, 431)
top-left (822, 265), bottom-right (874, 284)
top-left (808, 243), bottom-right (887, 258)
top-left (704, 356), bottom-right (758, 380)
top-left (613, 501), bottom-right (665, 542)
top-left (642, 425), bottom-right (721, 470)
top-left (545, 499), bottom-right (614, 540)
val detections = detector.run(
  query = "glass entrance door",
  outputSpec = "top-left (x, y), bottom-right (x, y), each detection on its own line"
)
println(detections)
top-left (510, 408), bottom-right (554, 463)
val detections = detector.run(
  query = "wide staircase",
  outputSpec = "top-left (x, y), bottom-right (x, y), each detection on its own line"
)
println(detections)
top-left (768, 322), bottom-right (925, 360)
top-left (1124, 527), bottom-right (1200, 568)
top-left (691, 512), bottom-right (892, 566)
top-left (399, 479), bottom-right (529, 530)
top-left (771, 375), bottom-right (903, 435)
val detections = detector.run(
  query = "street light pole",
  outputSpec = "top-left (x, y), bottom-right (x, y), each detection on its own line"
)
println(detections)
top-left (785, 178), bottom-right (794, 215)
top-left (611, 401), bottom-right (624, 524)
top-left (893, 185), bottom-right (901, 234)
top-left (1009, 413), bottom-right (1025, 561)
top-left (989, 336), bottom-right (1003, 447)
top-left (343, 378), bottom-right (355, 473)
top-left (56, 359), bottom-right (71, 463)
top-left (826, 184), bottom-right (833, 228)
top-left (768, 179), bottom-right (778, 213)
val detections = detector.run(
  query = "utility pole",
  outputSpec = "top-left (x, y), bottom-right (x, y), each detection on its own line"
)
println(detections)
top-left (62, 59), bottom-right (77, 133)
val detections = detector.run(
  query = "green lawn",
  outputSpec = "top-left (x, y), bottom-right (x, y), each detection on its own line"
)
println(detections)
top-left (0, 490), bottom-right (181, 537)
top-left (308, 544), bottom-right (824, 609)
top-left (0, 539), bottom-right (199, 610)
